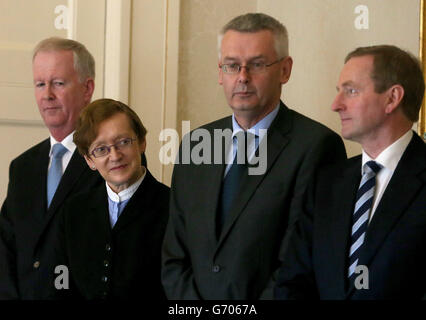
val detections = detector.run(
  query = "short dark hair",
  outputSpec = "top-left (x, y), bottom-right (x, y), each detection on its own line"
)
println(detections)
top-left (345, 45), bottom-right (425, 122)
top-left (74, 98), bottom-right (147, 156)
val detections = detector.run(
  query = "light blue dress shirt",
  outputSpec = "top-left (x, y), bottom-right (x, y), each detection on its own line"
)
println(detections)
top-left (106, 168), bottom-right (146, 228)
top-left (224, 104), bottom-right (280, 176)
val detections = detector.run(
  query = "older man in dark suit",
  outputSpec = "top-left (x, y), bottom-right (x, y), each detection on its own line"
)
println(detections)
top-left (275, 45), bottom-right (426, 300)
top-left (0, 37), bottom-right (101, 299)
top-left (161, 13), bottom-right (346, 300)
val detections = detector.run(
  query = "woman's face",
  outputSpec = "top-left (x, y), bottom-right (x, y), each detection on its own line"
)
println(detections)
top-left (84, 112), bottom-right (146, 193)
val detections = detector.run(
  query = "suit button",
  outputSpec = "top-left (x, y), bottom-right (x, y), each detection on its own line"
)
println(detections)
top-left (33, 261), bottom-right (40, 269)
top-left (102, 276), bottom-right (108, 282)
top-left (105, 244), bottom-right (111, 251)
top-left (212, 265), bottom-right (220, 273)
top-left (104, 260), bottom-right (109, 267)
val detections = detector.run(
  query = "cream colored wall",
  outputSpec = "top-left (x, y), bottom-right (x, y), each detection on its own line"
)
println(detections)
top-left (0, 0), bottom-right (421, 200)
top-left (174, 0), bottom-right (420, 160)
top-left (177, 0), bottom-right (258, 132)
top-left (129, 0), bottom-right (421, 187)
top-left (0, 0), bottom-right (105, 202)
top-left (258, 0), bottom-right (420, 157)
top-left (129, 0), bottom-right (258, 186)
top-left (129, 0), bottom-right (166, 183)
top-left (129, 0), bottom-right (180, 185)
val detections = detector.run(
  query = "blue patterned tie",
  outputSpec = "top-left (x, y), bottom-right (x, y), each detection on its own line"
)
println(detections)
top-left (47, 143), bottom-right (67, 208)
top-left (348, 160), bottom-right (382, 279)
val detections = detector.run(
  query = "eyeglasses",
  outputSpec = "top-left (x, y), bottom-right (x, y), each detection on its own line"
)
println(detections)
top-left (219, 58), bottom-right (284, 74)
top-left (90, 138), bottom-right (136, 158)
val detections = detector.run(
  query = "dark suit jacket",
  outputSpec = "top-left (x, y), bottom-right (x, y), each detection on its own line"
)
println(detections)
top-left (0, 138), bottom-right (102, 299)
top-left (54, 169), bottom-right (169, 300)
top-left (274, 132), bottom-right (426, 300)
top-left (162, 102), bottom-right (347, 299)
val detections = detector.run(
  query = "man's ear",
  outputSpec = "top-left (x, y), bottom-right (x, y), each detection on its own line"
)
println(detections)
top-left (84, 78), bottom-right (95, 103)
top-left (384, 84), bottom-right (404, 114)
top-left (84, 155), bottom-right (97, 170)
top-left (218, 63), bottom-right (224, 85)
top-left (280, 56), bottom-right (293, 85)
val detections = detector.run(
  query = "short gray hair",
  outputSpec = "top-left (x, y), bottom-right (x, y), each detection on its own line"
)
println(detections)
top-left (33, 37), bottom-right (95, 82)
top-left (218, 13), bottom-right (289, 59)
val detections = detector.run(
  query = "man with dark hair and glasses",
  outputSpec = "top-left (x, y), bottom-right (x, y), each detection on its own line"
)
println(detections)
top-left (162, 13), bottom-right (346, 299)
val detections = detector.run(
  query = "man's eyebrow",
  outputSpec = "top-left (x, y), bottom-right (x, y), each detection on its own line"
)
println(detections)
top-left (222, 57), bottom-right (239, 63)
top-left (341, 81), bottom-right (355, 87)
top-left (336, 81), bottom-right (355, 90)
top-left (222, 55), bottom-right (266, 63)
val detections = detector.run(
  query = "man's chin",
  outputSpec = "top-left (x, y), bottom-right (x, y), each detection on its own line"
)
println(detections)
top-left (230, 103), bottom-right (258, 112)
top-left (341, 130), bottom-right (359, 142)
top-left (43, 119), bottom-right (66, 127)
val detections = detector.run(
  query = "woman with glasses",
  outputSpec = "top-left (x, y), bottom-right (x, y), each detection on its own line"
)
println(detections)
top-left (53, 98), bottom-right (169, 300)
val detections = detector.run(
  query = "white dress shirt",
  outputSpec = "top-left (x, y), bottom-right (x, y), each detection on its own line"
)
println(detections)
top-left (362, 130), bottom-right (413, 222)
top-left (106, 167), bottom-right (146, 227)
top-left (224, 104), bottom-right (279, 177)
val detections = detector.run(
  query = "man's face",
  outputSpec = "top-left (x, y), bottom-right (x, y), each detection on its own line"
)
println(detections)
top-left (331, 55), bottom-right (389, 144)
top-left (33, 50), bottom-right (94, 138)
top-left (219, 30), bottom-right (292, 126)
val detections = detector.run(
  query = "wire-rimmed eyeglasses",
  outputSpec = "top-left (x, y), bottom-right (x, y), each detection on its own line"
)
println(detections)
top-left (219, 58), bottom-right (284, 74)
top-left (90, 137), bottom-right (136, 158)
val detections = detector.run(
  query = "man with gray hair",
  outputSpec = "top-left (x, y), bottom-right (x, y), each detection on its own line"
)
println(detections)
top-left (0, 37), bottom-right (102, 299)
top-left (162, 13), bottom-right (346, 299)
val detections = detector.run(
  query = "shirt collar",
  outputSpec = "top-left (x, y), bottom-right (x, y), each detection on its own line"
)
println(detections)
top-left (106, 166), bottom-right (146, 203)
top-left (231, 103), bottom-right (280, 137)
top-left (49, 131), bottom-right (76, 156)
top-left (361, 130), bottom-right (413, 174)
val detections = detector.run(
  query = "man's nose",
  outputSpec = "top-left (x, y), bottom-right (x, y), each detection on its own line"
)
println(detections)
top-left (237, 66), bottom-right (251, 83)
top-left (43, 84), bottom-right (55, 100)
top-left (331, 92), bottom-right (344, 112)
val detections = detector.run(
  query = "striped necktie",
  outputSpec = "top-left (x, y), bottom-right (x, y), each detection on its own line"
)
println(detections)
top-left (348, 160), bottom-right (382, 279)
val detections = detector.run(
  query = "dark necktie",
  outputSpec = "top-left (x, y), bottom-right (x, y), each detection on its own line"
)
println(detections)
top-left (348, 160), bottom-right (382, 280)
top-left (217, 132), bottom-right (248, 236)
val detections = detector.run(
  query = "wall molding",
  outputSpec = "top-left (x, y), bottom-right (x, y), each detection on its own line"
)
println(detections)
top-left (104, 0), bottom-right (131, 103)
top-left (161, 0), bottom-right (180, 183)
top-left (0, 118), bottom-right (44, 127)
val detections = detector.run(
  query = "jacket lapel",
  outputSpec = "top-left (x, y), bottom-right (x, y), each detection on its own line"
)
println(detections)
top-left (113, 170), bottom-right (157, 232)
top-left (216, 103), bottom-right (291, 250)
top-left (35, 139), bottom-right (50, 221)
top-left (347, 133), bottom-right (426, 297)
top-left (204, 162), bottom-right (227, 246)
top-left (46, 150), bottom-right (88, 218)
top-left (325, 157), bottom-right (360, 297)
top-left (88, 184), bottom-right (112, 236)
top-left (199, 119), bottom-right (230, 248)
